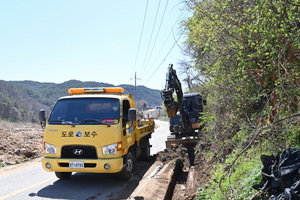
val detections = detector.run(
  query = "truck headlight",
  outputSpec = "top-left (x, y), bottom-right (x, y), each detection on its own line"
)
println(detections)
top-left (102, 142), bottom-right (122, 155)
top-left (45, 143), bottom-right (57, 154)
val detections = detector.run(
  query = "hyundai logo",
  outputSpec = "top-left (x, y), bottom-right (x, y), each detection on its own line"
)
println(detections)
top-left (73, 149), bottom-right (83, 155)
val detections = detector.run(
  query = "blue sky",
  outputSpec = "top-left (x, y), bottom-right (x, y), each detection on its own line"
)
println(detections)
top-left (0, 1), bottom-right (189, 90)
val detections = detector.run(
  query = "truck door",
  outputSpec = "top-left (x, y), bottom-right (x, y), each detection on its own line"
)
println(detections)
top-left (122, 100), bottom-right (134, 148)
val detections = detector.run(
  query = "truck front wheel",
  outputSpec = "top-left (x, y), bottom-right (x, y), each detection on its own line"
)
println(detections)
top-left (119, 151), bottom-right (133, 180)
top-left (55, 172), bottom-right (72, 179)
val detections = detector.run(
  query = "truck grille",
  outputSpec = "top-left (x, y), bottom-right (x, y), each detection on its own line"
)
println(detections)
top-left (61, 145), bottom-right (97, 159)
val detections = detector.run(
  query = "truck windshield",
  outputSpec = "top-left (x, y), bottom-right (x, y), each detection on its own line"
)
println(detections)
top-left (48, 98), bottom-right (120, 125)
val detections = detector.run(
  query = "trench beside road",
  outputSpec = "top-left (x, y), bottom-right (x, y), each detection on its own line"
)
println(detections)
top-left (128, 142), bottom-right (198, 200)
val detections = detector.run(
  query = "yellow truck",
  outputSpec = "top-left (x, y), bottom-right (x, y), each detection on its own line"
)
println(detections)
top-left (39, 87), bottom-right (155, 180)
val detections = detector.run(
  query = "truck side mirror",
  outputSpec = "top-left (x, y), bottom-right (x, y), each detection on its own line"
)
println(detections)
top-left (203, 99), bottom-right (207, 106)
top-left (39, 109), bottom-right (46, 129)
top-left (128, 108), bottom-right (136, 121)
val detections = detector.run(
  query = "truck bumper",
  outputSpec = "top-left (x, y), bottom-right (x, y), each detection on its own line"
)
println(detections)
top-left (41, 157), bottom-right (123, 173)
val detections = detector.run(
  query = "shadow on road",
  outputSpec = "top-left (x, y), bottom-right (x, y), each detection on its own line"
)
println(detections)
top-left (31, 157), bottom-right (156, 200)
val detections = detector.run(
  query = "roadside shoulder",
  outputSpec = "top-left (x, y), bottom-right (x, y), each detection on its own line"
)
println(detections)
top-left (0, 158), bottom-right (42, 176)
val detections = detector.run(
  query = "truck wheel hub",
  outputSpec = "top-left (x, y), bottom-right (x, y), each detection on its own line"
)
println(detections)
top-left (126, 159), bottom-right (133, 172)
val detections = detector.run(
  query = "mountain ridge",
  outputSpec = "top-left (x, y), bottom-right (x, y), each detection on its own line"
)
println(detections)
top-left (0, 80), bottom-right (162, 123)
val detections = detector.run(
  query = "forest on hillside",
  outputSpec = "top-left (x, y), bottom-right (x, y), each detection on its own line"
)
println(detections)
top-left (0, 80), bottom-right (162, 123)
top-left (177, 0), bottom-right (300, 199)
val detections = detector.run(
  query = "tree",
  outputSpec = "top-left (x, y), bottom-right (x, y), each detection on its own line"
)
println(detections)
top-left (177, 59), bottom-right (207, 92)
top-left (183, 0), bottom-right (299, 136)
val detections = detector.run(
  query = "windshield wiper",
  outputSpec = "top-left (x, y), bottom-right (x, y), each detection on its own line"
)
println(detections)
top-left (80, 119), bottom-right (111, 127)
top-left (49, 120), bottom-right (76, 127)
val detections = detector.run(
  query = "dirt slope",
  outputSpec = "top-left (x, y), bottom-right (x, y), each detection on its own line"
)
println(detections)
top-left (0, 121), bottom-right (43, 166)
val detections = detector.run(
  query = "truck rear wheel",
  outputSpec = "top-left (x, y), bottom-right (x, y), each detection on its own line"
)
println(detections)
top-left (141, 138), bottom-right (150, 161)
top-left (55, 172), bottom-right (72, 179)
top-left (119, 151), bottom-right (133, 180)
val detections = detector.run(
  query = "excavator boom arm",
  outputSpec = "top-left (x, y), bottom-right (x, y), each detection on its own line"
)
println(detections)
top-left (161, 64), bottom-right (188, 132)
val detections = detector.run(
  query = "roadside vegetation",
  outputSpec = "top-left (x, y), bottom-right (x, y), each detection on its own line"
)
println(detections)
top-left (179, 0), bottom-right (300, 199)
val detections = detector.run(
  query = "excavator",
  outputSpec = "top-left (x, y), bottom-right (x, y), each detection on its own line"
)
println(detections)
top-left (161, 64), bottom-right (206, 147)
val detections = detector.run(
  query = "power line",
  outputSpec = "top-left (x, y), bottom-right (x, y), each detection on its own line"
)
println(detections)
top-left (143, 22), bottom-right (188, 86)
top-left (140, 0), bottom-right (169, 79)
top-left (132, 1), bottom-right (187, 88)
top-left (147, 7), bottom-right (185, 71)
top-left (131, 0), bottom-right (149, 78)
top-left (139, 0), bottom-right (162, 77)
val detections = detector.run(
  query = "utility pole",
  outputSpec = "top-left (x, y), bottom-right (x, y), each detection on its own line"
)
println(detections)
top-left (131, 72), bottom-right (141, 108)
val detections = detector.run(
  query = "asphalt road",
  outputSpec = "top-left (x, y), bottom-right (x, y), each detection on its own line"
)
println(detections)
top-left (0, 120), bottom-right (169, 200)
top-left (150, 120), bottom-right (170, 155)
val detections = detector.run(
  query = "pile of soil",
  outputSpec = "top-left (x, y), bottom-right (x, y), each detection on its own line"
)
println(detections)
top-left (0, 121), bottom-right (43, 165)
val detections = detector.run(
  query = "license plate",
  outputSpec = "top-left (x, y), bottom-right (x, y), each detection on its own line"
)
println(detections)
top-left (69, 161), bottom-right (84, 169)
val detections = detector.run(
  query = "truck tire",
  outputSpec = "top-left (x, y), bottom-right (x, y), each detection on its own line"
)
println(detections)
top-left (55, 172), bottom-right (72, 179)
top-left (141, 138), bottom-right (150, 161)
top-left (119, 151), bottom-right (133, 180)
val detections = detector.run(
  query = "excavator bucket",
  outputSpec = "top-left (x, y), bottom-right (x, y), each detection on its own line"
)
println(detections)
top-left (166, 105), bottom-right (177, 117)
top-left (165, 135), bottom-right (200, 148)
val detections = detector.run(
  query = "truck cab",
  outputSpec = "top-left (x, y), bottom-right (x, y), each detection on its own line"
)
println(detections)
top-left (39, 87), bottom-right (154, 180)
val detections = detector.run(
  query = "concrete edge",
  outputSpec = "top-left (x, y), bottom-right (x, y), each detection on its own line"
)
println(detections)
top-left (127, 160), bottom-right (177, 200)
